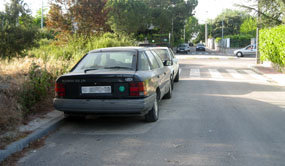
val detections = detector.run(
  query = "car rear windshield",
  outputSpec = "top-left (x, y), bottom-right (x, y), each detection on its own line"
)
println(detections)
top-left (197, 44), bottom-right (204, 47)
top-left (152, 49), bottom-right (170, 61)
top-left (179, 44), bottom-right (187, 48)
top-left (73, 51), bottom-right (136, 72)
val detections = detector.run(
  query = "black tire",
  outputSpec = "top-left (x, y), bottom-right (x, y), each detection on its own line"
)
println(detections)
top-left (145, 97), bottom-right (159, 122)
top-left (174, 70), bottom-right (180, 82)
top-left (236, 52), bottom-right (243, 57)
top-left (164, 82), bottom-right (172, 99)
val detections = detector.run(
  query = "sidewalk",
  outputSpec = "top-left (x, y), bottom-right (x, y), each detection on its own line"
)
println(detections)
top-left (251, 64), bottom-right (285, 86)
top-left (0, 110), bottom-right (64, 162)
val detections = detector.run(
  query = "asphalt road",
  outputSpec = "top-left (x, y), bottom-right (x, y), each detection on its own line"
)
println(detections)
top-left (18, 53), bottom-right (285, 166)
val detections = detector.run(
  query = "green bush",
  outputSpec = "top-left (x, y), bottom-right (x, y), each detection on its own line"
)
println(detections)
top-left (0, 26), bottom-right (38, 59)
top-left (29, 33), bottom-right (135, 62)
top-left (225, 34), bottom-right (252, 48)
top-left (260, 25), bottom-right (285, 67)
top-left (19, 62), bottom-right (54, 116)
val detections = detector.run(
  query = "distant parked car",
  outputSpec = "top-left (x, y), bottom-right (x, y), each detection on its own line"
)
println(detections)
top-left (150, 47), bottom-right (180, 86)
top-left (177, 44), bottom-right (191, 54)
top-left (189, 43), bottom-right (194, 46)
top-left (53, 47), bottom-right (172, 122)
top-left (196, 43), bottom-right (206, 51)
top-left (234, 44), bottom-right (256, 57)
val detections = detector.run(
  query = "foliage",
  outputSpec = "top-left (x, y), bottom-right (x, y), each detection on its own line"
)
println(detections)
top-left (240, 17), bottom-right (257, 37)
top-left (0, 0), bottom-right (38, 59)
top-left (238, 0), bottom-right (285, 27)
top-left (19, 63), bottom-right (54, 116)
top-left (47, 0), bottom-right (110, 35)
top-left (185, 16), bottom-right (199, 42)
top-left (29, 33), bottom-right (135, 62)
top-left (211, 9), bottom-right (249, 38)
top-left (107, 0), bottom-right (150, 34)
top-left (225, 34), bottom-right (252, 48)
top-left (107, 0), bottom-right (198, 45)
top-left (193, 24), bottom-right (205, 44)
top-left (33, 8), bottom-right (47, 28)
top-left (260, 25), bottom-right (285, 67)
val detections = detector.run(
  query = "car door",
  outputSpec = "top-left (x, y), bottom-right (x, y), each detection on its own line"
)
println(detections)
top-left (145, 51), bottom-right (169, 97)
top-left (168, 48), bottom-right (179, 76)
top-left (243, 45), bottom-right (252, 55)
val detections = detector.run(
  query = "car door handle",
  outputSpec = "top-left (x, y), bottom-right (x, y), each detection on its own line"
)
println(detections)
top-left (164, 72), bottom-right (167, 75)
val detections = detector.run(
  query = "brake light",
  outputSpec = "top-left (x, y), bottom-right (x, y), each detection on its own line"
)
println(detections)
top-left (55, 83), bottom-right (65, 97)
top-left (129, 82), bottom-right (147, 96)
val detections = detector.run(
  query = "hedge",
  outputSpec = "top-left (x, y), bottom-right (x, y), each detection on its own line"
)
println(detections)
top-left (260, 25), bottom-right (285, 67)
top-left (226, 34), bottom-right (252, 48)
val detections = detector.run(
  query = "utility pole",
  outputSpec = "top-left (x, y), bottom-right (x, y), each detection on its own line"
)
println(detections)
top-left (222, 19), bottom-right (224, 40)
top-left (205, 22), bottom-right (208, 47)
top-left (256, 0), bottom-right (261, 64)
top-left (41, 0), bottom-right (43, 29)
top-left (184, 25), bottom-right (186, 42)
top-left (171, 17), bottom-right (174, 47)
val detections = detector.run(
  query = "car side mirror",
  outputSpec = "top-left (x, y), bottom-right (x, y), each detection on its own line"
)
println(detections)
top-left (163, 60), bottom-right (172, 66)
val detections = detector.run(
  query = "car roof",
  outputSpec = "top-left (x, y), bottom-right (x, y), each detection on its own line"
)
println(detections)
top-left (88, 46), bottom-right (148, 53)
top-left (148, 47), bottom-right (169, 50)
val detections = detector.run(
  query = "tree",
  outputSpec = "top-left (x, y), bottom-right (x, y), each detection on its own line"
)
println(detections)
top-left (107, 0), bottom-right (150, 34)
top-left (47, 0), bottom-right (110, 36)
top-left (240, 17), bottom-right (257, 37)
top-left (0, 0), bottom-right (38, 59)
top-left (107, 0), bottom-right (198, 45)
top-left (185, 16), bottom-right (199, 42)
top-left (211, 9), bottom-right (249, 38)
top-left (33, 8), bottom-right (47, 28)
top-left (238, 0), bottom-right (285, 27)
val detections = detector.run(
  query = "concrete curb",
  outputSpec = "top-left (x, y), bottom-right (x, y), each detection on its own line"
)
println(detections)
top-left (0, 115), bottom-right (64, 162)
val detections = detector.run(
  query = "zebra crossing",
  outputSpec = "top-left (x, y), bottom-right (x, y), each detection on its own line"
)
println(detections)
top-left (181, 67), bottom-right (275, 84)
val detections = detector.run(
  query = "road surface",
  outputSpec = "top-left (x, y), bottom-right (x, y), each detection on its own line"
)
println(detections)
top-left (18, 51), bottom-right (285, 166)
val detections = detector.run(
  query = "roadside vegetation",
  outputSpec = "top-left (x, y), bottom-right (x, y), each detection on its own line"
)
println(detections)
top-left (0, 0), bottom-right (198, 137)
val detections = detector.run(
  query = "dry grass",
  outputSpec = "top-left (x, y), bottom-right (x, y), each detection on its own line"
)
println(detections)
top-left (0, 57), bottom-right (69, 135)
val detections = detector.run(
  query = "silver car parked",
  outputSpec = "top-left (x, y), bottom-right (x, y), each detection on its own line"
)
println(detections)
top-left (234, 44), bottom-right (256, 57)
top-left (149, 47), bottom-right (180, 88)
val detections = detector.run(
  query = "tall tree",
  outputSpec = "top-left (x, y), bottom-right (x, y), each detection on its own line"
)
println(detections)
top-left (185, 16), bottom-right (199, 42)
top-left (47, 0), bottom-right (110, 36)
top-left (107, 0), bottom-right (150, 34)
top-left (211, 9), bottom-right (249, 38)
top-left (0, 0), bottom-right (38, 59)
top-left (240, 17), bottom-right (257, 37)
top-left (238, 0), bottom-right (285, 27)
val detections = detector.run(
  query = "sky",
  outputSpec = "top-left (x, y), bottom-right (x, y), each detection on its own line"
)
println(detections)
top-left (0, 0), bottom-right (250, 22)
top-left (195, 0), bottom-right (250, 23)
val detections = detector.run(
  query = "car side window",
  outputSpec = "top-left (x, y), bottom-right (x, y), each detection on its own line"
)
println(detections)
top-left (152, 51), bottom-right (164, 68)
top-left (145, 51), bottom-right (160, 69)
top-left (169, 49), bottom-right (175, 59)
top-left (138, 52), bottom-right (151, 71)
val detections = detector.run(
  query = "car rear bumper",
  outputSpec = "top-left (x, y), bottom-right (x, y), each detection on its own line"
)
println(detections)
top-left (53, 94), bottom-right (156, 115)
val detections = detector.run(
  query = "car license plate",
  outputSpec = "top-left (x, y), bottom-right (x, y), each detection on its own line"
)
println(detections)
top-left (81, 86), bottom-right (111, 94)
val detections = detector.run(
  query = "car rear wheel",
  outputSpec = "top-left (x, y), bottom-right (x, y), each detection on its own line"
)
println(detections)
top-left (174, 70), bottom-right (180, 82)
top-left (145, 97), bottom-right (159, 122)
top-left (236, 52), bottom-right (243, 57)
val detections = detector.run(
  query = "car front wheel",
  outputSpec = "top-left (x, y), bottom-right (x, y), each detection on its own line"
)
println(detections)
top-left (145, 97), bottom-right (159, 122)
top-left (236, 52), bottom-right (243, 57)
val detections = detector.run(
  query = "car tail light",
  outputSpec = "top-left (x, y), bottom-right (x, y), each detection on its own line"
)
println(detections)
top-left (129, 82), bottom-right (147, 96)
top-left (55, 83), bottom-right (65, 97)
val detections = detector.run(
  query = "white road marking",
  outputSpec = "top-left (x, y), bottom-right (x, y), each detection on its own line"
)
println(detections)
top-left (190, 68), bottom-right (200, 77)
top-left (226, 69), bottom-right (244, 79)
top-left (243, 70), bottom-right (267, 81)
top-left (209, 69), bottom-right (223, 79)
